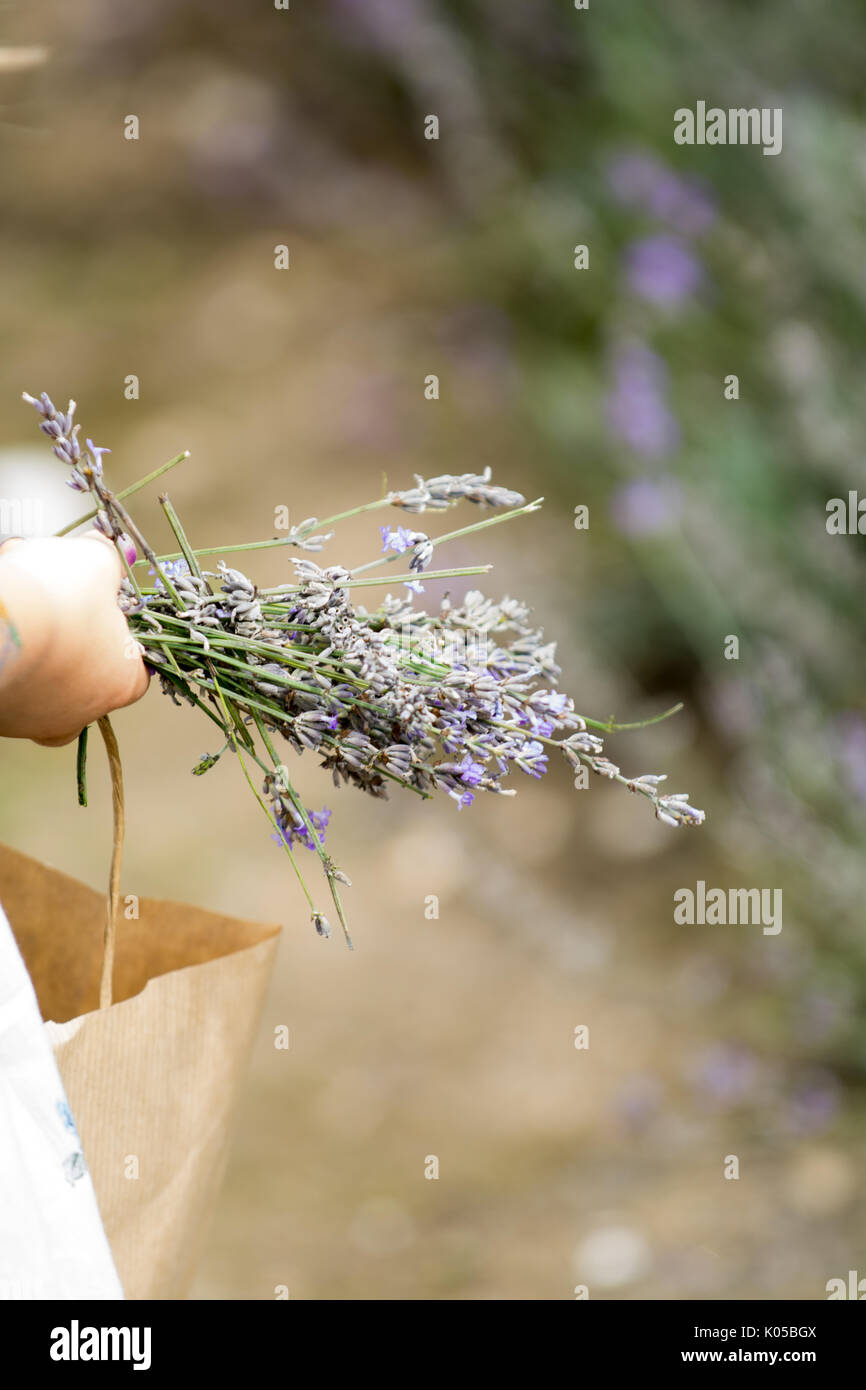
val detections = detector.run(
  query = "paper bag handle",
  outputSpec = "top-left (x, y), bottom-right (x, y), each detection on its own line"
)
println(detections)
top-left (96, 714), bottom-right (124, 1010)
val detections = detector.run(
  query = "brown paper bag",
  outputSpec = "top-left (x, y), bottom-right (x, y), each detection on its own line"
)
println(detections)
top-left (0, 841), bottom-right (280, 1300)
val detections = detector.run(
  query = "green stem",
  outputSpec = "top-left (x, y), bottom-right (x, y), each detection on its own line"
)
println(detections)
top-left (139, 499), bottom-right (395, 566)
top-left (158, 493), bottom-right (206, 581)
top-left (350, 499), bottom-right (544, 576)
top-left (258, 565), bottom-right (492, 596)
top-left (585, 701), bottom-right (684, 733)
top-left (55, 452), bottom-right (189, 537)
top-left (314, 497), bottom-right (393, 529)
top-left (140, 537), bottom-right (308, 565)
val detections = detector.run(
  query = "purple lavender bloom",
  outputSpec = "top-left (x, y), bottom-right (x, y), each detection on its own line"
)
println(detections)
top-left (456, 753), bottom-right (484, 786)
top-left (528, 690), bottom-right (570, 735)
top-left (86, 439), bottom-right (111, 474)
top-left (521, 708), bottom-right (554, 737)
top-left (308, 807), bottom-right (332, 839)
top-left (606, 343), bottom-right (680, 459)
top-left (625, 235), bottom-right (703, 306)
top-left (610, 476), bottom-right (683, 537)
top-left (380, 525), bottom-right (418, 555)
top-left (545, 692), bottom-right (570, 715)
top-left (786, 1069), bottom-right (841, 1136)
top-left (273, 806), bottom-right (332, 852)
top-left (515, 740), bottom-right (548, 778)
top-left (55, 440), bottom-right (81, 465)
top-left (148, 558), bottom-right (190, 590)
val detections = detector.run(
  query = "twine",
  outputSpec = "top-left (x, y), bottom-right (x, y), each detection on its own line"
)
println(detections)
top-left (97, 715), bottom-right (124, 1010)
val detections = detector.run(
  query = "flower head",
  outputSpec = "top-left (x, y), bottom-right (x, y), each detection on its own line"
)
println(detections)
top-left (624, 235), bottom-right (703, 307)
top-left (273, 805), bottom-right (331, 852)
top-left (380, 525), bottom-right (420, 554)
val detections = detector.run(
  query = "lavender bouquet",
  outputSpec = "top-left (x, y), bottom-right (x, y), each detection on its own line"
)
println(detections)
top-left (23, 390), bottom-right (705, 945)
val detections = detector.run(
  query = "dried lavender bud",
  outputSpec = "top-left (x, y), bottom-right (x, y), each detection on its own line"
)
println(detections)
top-left (656, 793), bottom-right (705, 827)
top-left (285, 518), bottom-right (334, 551)
top-left (312, 912), bottom-right (331, 938)
top-left (409, 537), bottom-right (434, 572)
top-left (388, 468), bottom-right (525, 513)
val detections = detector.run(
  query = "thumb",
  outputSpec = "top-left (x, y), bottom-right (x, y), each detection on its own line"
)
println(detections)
top-left (77, 529), bottom-right (125, 585)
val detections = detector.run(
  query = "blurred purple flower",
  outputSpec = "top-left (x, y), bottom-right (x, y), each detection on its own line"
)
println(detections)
top-left (835, 713), bottom-right (866, 805)
top-left (607, 151), bottom-right (716, 236)
top-left (691, 1043), bottom-right (758, 1107)
top-left (332, 0), bottom-right (424, 57)
top-left (786, 1069), bottom-right (841, 1135)
top-left (607, 152), bottom-right (661, 206)
top-left (647, 173), bottom-right (716, 236)
top-left (800, 989), bottom-right (846, 1045)
top-left (610, 477), bottom-right (683, 537)
top-left (625, 235), bottom-right (703, 306)
top-left (614, 1074), bottom-right (663, 1132)
top-left (606, 343), bottom-right (680, 459)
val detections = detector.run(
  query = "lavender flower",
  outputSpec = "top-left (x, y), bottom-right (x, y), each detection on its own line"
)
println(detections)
top-left (388, 467), bottom-right (525, 513)
top-left (624, 235), bottom-right (703, 307)
top-left (605, 343), bottom-right (680, 459)
top-left (456, 754), bottom-right (484, 785)
top-left (607, 150), bottom-right (716, 237)
top-left (610, 477), bottom-right (683, 537)
top-left (270, 800), bottom-right (332, 853)
top-left (380, 525), bottom-right (419, 554)
top-left (514, 740), bottom-right (548, 778)
top-left (148, 558), bottom-right (190, 590)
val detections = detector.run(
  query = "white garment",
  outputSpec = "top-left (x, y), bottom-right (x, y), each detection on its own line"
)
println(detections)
top-left (0, 901), bottom-right (123, 1299)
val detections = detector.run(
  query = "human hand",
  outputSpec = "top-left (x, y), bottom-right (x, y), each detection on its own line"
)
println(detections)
top-left (0, 532), bottom-right (149, 745)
